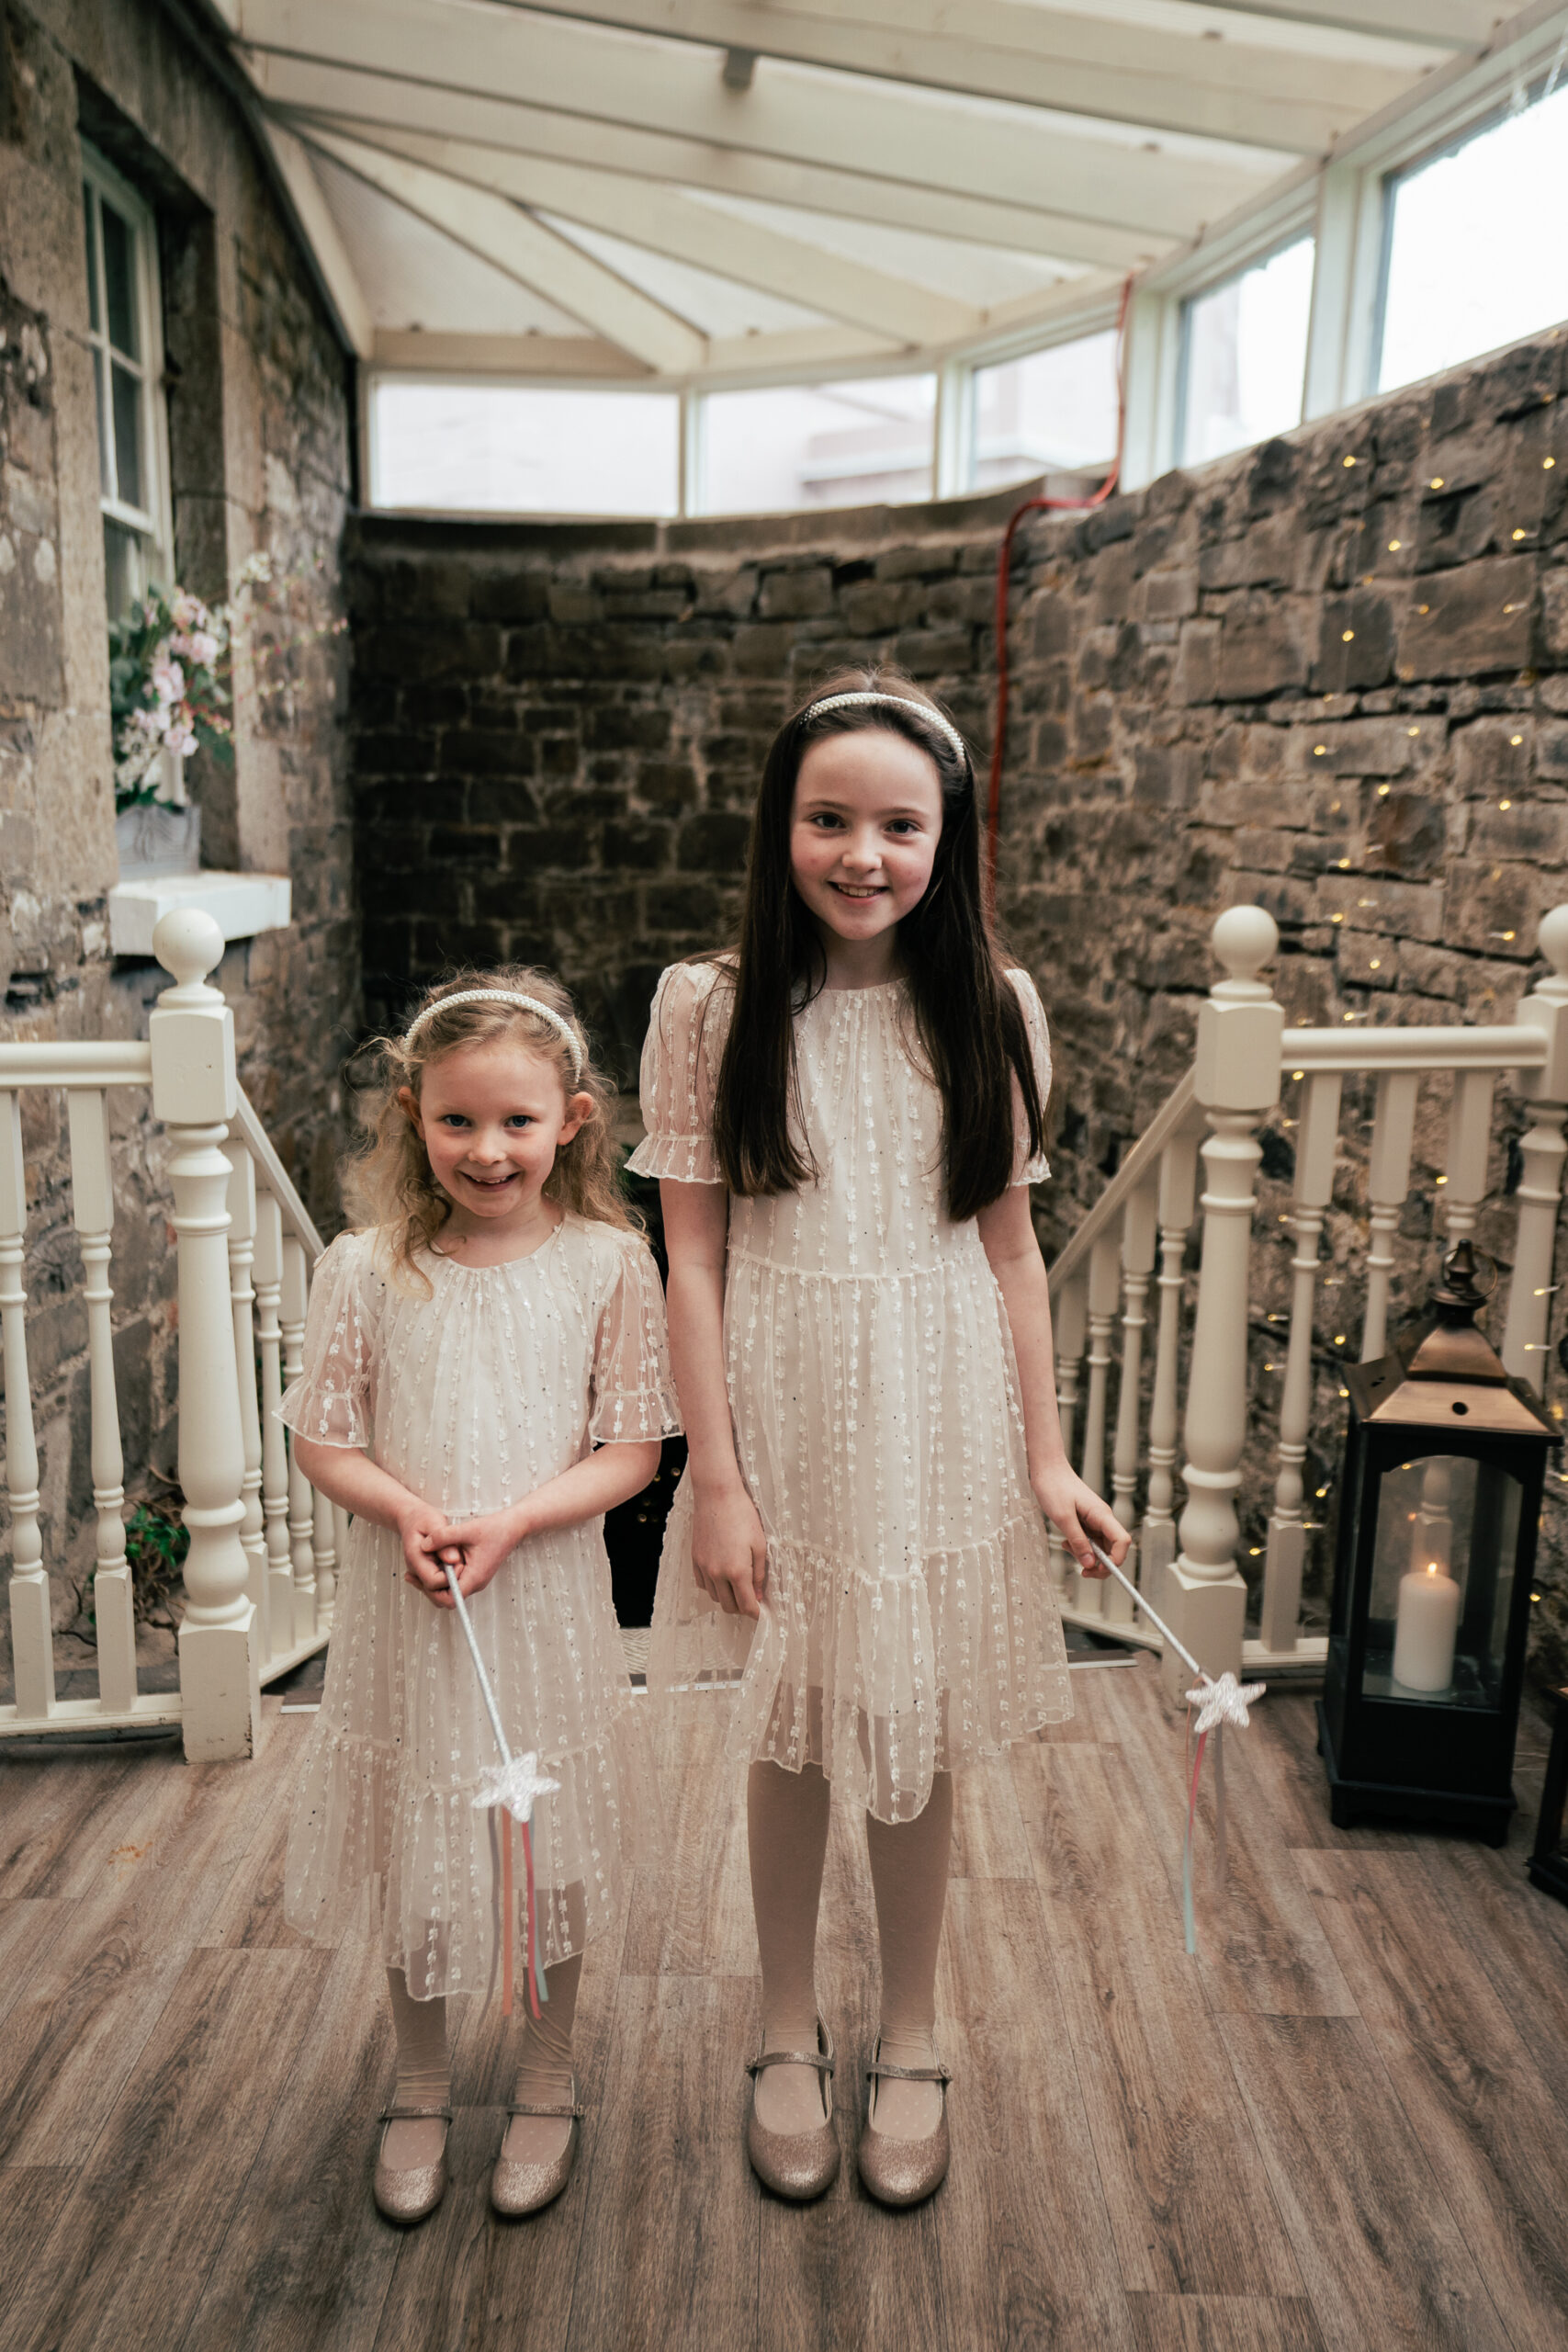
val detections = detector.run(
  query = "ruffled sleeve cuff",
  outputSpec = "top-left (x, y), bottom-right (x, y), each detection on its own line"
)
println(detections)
top-left (588, 1234), bottom-right (684, 1443)
top-left (273, 1230), bottom-right (378, 1448)
top-left (626, 1131), bottom-right (726, 1184)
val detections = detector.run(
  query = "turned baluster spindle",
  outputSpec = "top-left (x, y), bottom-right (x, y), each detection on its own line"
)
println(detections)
top-left (1, 1089), bottom-right (51, 1721)
top-left (1168, 906), bottom-right (1284, 1693)
top-left (67, 1089), bottom-right (137, 1713)
top-left (1142, 1125), bottom-right (1200, 1623)
top-left (1050, 1275), bottom-right (1088, 1593)
top-left (1261, 1069), bottom-right (1342, 1657)
top-left (254, 1187), bottom-right (294, 1650)
top-left (309, 1253), bottom-right (337, 1625)
top-left (151, 908), bottom-right (259, 1762)
top-left (1107, 1186), bottom-right (1157, 1626)
top-left (1075, 1232), bottom-right (1121, 1618)
top-left (1362, 1069), bottom-right (1418, 1363)
top-left (1502, 905), bottom-right (1568, 1389)
top-left (281, 1235), bottom-right (318, 1644)
top-left (1441, 1067), bottom-right (1495, 1250)
top-left (224, 1142), bottom-right (269, 1663)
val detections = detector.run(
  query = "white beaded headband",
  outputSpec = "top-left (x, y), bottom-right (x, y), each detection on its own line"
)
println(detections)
top-left (401, 989), bottom-right (583, 1080)
top-left (801, 691), bottom-right (968, 764)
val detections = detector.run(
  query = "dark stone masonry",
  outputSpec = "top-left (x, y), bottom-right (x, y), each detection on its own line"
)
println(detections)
top-left (350, 324), bottom-right (1568, 1679)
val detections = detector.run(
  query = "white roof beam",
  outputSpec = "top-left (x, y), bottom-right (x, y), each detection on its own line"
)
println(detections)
top-left (302, 128), bottom-right (705, 370)
top-left (255, 54), bottom-right (1164, 266)
top-left (231, 0), bottom-right (1280, 238)
top-left (310, 121), bottom-right (981, 346)
top-left (516, 1), bottom-right (1421, 154)
top-left (1192, 1), bottom-right (1498, 47)
top-left (260, 117), bottom-right (374, 356)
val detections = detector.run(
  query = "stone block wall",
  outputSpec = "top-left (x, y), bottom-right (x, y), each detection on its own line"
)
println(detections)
top-left (0, 0), bottom-right (356, 1673)
top-left (350, 325), bottom-right (1568, 1680)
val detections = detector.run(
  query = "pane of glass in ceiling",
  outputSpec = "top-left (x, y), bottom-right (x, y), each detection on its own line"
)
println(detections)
top-left (702, 377), bottom-right (935, 515)
top-left (1378, 77), bottom-right (1568, 395)
top-left (972, 330), bottom-right (1119, 490)
top-left (1179, 236), bottom-right (1313, 468)
top-left (370, 380), bottom-right (680, 516)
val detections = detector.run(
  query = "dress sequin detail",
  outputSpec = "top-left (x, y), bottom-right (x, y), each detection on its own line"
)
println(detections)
top-left (278, 1216), bottom-right (680, 1997)
top-left (629, 960), bottom-right (1071, 1825)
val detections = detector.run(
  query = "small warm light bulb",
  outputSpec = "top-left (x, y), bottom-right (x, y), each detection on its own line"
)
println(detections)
top-left (1408, 725), bottom-right (1420, 736)
top-left (1429, 476), bottom-right (1445, 489)
top-left (1513, 528), bottom-right (1529, 541)
top-left (1545, 457), bottom-right (1557, 469)
top-left (1388, 538), bottom-right (1402, 550)
top-left (1500, 797), bottom-right (1512, 808)
top-left (1378, 783), bottom-right (1391, 795)
top-left (1343, 454), bottom-right (1357, 467)
top-left (1342, 628), bottom-right (1356, 642)
top-left (1314, 744), bottom-right (1327, 755)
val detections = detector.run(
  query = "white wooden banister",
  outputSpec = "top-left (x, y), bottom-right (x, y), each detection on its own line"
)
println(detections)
top-left (1041, 899), bottom-right (1568, 1685)
top-left (0, 908), bottom-right (337, 1753)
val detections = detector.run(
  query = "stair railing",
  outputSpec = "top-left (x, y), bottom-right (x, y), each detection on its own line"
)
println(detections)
top-left (1047, 904), bottom-right (1568, 1690)
top-left (1, 907), bottom-right (338, 1758)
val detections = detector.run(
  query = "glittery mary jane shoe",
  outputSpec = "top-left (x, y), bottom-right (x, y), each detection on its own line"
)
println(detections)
top-left (745, 2017), bottom-right (840, 2201)
top-left (373, 2106), bottom-right (453, 2224)
top-left (856, 2042), bottom-right (953, 2209)
top-left (491, 2090), bottom-right (587, 2219)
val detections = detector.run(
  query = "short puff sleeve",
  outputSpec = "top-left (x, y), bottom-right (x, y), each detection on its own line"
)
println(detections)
top-left (276, 1229), bottom-right (382, 1448)
top-left (589, 1234), bottom-right (683, 1445)
top-left (1008, 968), bottom-right (1054, 1186)
top-left (626, 959), bottom-right (730, 1185)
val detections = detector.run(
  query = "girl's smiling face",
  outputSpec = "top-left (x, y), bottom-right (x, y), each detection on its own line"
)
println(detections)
top-left (789, 731), bottom-right (943, 954)
top-left (400, 1040), bottom-right (590, 1233)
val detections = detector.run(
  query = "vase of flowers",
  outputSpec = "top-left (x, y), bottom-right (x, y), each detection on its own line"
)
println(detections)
top-left (111, 582), bottom-right (235, 876)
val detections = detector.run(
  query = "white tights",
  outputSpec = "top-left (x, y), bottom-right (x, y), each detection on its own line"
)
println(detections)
top-left (748, 1760), bottom-right (953, 2140)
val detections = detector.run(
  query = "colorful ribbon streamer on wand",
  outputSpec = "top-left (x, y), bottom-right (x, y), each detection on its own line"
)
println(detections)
top-left (1086, 1540), bottom-right (1266, 1957)
top-left (442, 1562), bottom-right (558, 2018)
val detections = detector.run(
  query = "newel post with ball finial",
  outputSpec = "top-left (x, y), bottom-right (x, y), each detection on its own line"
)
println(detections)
top-left (151, 909), bottom-right (261, 1762)
top-left (1164, 906), bottom-right (1285, 1698)
top-left (1500, 904), bottom-right (1568, 1390)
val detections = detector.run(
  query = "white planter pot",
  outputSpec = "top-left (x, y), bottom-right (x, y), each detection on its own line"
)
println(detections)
top-left (116, 797), bottom-right (201, 879)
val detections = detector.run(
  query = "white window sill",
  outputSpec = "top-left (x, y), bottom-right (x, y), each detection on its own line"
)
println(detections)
top-left (107, 871), bottom-right (292, 956)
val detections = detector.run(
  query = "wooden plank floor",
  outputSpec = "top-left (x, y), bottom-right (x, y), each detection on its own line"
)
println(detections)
top-left (3, 1662), bottom-right (1567, 2352)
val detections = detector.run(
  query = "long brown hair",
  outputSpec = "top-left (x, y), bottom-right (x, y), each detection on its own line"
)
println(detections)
top-left (709, 667), bottom-right (1045, 1222)
top-left (345, 966), bottom-right (634, 1293)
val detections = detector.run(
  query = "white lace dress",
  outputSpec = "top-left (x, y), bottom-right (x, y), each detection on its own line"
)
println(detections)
top-left (630, 961), bottom-right (1073, 1825)
top-left (279, 1216), bottom-right (679, 1998)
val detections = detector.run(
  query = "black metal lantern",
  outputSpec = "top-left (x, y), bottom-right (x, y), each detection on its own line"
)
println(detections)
top-left (1319, 1242), bottom-right (1558, 1844)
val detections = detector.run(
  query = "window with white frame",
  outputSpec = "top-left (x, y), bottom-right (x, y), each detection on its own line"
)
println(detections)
top-left (1376, 73), bottom-right (1568, 396)
top-left (83, 143), bottom-right (172, 619)
top-left (698, 376), bottom-right (935, 516)
top-left (369, 379), bottom-right (681, 516)
top-left (1178, 237), bottom-right (1314, 470)
top-left (970, 329), bottom-right (1118, 492)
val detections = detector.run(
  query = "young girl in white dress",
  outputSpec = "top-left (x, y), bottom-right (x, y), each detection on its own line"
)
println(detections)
top-left (281, 970), bottom-right (677, 2225)
top-left (633, 670), bottom-right (1129, 2207)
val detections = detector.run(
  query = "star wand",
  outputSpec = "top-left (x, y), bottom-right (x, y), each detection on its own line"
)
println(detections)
top-left (1085, 1539), bottom-right (1265, 1955)
top-left (442, 1561), bottom-right (558, 2018)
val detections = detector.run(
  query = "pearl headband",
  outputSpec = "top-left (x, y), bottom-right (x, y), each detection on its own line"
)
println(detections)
top-left (401, 989), bottom-right (584, 1081)
top-left (801, 691), bottom-right (968, 764)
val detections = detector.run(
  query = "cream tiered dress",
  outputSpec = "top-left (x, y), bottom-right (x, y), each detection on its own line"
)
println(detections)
top-left (279, 1216), bottom-right (678, 1998)
top-left (631, 960), bottom-right (1072, 1826)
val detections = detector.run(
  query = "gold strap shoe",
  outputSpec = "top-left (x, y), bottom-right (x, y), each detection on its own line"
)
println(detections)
top-left (373, 2104), bottom-right (453, 2223)
top-left (857, 2043), bottom-right (953, 2208)
top-left (745, 2017), bottom-right (840, 2201)
top-left (491, 2087), bottom-right (587, 2218)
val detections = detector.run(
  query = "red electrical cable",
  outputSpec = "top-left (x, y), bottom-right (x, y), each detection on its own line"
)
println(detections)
top-left (986, 273), bottom-right (1135, 903)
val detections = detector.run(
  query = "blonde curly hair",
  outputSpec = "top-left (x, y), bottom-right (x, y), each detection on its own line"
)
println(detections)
top-left (345, 966), bottom-right (634, 1294)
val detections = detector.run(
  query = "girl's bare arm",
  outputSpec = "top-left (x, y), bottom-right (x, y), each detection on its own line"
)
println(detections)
top-left (976, 1182), bottom-right (1129, 1573)
top-left (660, 1179), bottom-right (768, 1618)
top-left (291, 1434), bottom-right (453, 1580)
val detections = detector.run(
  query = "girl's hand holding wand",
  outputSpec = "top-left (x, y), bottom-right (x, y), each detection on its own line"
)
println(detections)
top-left (1031, 1456), bottom-right (1129, 1580)
top-left (410, 1441), bottom-right (664, 1608)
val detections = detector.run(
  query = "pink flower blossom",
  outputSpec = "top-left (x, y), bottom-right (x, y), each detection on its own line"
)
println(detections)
top-left (164, 718), bottom-right (197, 757)
top-left (151, 654), bottom-right (185, 705)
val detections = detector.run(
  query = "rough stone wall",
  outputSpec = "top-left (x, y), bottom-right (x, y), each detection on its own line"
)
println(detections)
top-left (350, 326), bottom-right (1568, 1682)
top-left (0, 0), bottom-right (356, 1672)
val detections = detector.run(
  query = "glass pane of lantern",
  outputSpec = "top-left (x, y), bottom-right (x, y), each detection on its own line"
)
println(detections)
top-left (1364, 1453), bottom-right (1521, 1708)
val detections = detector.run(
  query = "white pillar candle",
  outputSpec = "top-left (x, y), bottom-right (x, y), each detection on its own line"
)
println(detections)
top-left (1392, 1559), bottom-right (1461, 1693)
